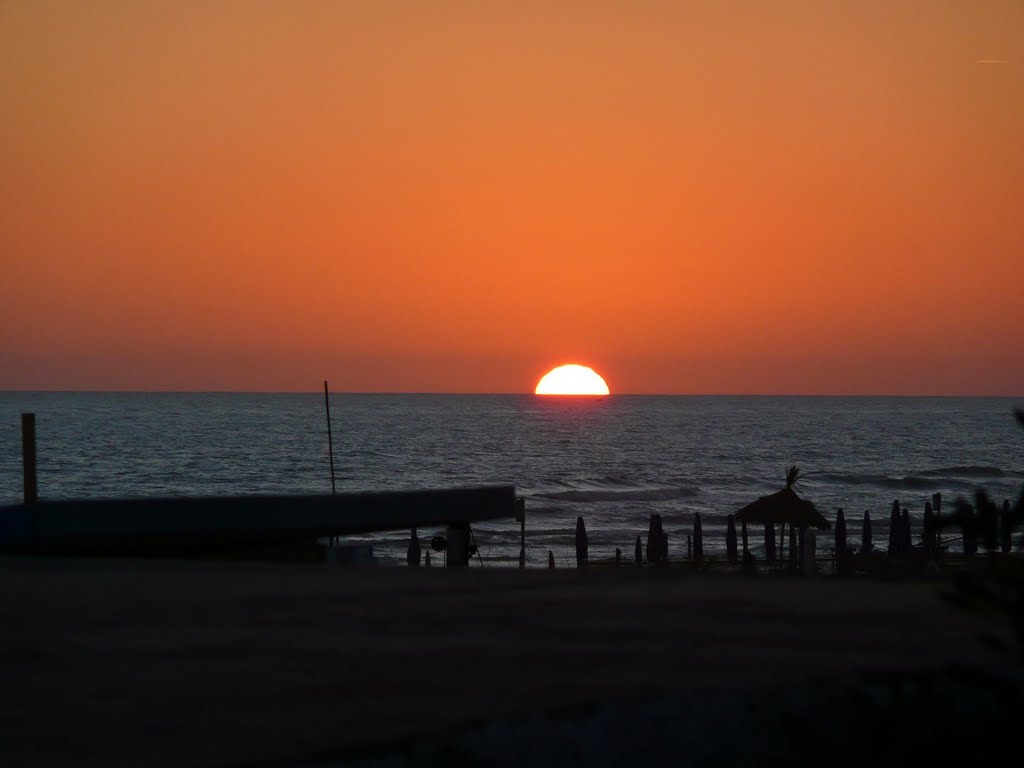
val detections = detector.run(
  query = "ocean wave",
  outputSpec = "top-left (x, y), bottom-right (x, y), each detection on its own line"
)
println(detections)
top-left (916, 466), bottom-right (1009, 478)
top-left (816, 472), bottom-right (977, 491)
top-left (537, 475), bottom-right (646, 490)
top-left (533, 485), bottom-right (699, 503)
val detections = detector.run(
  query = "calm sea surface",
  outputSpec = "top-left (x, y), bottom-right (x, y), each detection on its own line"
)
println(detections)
top-left (1, 393), bottom-right (1022, 564)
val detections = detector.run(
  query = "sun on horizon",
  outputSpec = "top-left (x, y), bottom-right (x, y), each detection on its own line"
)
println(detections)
top-left (535, 364), bottom-right (610, 396)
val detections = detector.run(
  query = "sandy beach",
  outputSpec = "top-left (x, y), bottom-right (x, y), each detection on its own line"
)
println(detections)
top-left (0, 558), bottom-right (1012, 766)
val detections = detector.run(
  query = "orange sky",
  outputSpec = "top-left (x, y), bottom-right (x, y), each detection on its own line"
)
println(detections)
top-left (2, 1), bottom-right (1022, 394)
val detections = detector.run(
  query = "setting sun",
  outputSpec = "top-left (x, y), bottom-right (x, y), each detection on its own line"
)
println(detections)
top-left (535, 365), bottom-right (610, 396)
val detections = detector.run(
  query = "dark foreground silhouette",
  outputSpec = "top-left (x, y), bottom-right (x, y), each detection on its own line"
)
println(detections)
top-left (0, 559), bottom-right (1015, 767)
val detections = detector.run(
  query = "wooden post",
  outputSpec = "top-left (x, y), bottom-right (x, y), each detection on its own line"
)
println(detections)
top-left (923, 502), bottom-right (935, 556)
top-left (22, 413), bottom-right (37, 505)
top-left (1002, 499), bottom-right (1012, 554)
top-left (515, 497), bottom-right (526, 568)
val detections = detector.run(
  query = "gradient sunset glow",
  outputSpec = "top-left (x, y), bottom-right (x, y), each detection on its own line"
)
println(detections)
top-left (2, 2), bottom-right (1022, 394)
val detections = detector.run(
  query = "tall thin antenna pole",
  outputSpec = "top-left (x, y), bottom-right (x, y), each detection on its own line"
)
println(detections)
top-left (323, 380), bottom-right (336, 495)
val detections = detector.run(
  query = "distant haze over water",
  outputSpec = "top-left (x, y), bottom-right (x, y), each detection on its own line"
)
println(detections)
top-left (2, 393), bottom-right (1022, 565)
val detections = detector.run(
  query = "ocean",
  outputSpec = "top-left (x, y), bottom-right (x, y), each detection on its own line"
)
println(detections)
top-left (1, 393), bottom-right (1022, 565)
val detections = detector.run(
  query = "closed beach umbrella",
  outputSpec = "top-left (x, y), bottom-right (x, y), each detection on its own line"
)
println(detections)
top-left (834, 508), bottom-right (847, 555)
top-left (654, 514), bottom-right (667, 562)
top-left (548, 550), bottom-right (555, 568)
top-left (741, 521), bottom-right (749, 555)
top-left (646, 514), bottom-right (657, 564)
top-left (726, 514), bottom-right (738, 564)
top-left (635, 535), bottom-right (643, 566)
top-left (687, 534), bottom-right (692, 562)
top-left (693, 512), bottom-right (704, 562)
top-left (575, 516), bottom-right (588, 567)
top-left (862, 511), bottom-right (872, 553)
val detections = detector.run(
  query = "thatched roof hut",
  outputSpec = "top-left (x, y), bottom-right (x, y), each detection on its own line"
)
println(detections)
top-left (735, 466), bottom-right (830, 531)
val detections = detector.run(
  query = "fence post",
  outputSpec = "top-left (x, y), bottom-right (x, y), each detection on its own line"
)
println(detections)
top-left (515, 497), bottom-right (526, 568)
top-left (22, 413), bottom-right (37, 505)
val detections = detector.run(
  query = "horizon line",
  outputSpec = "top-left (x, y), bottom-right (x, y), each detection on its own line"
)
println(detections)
top-left (1, 388), bottom-right (1022, 398)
